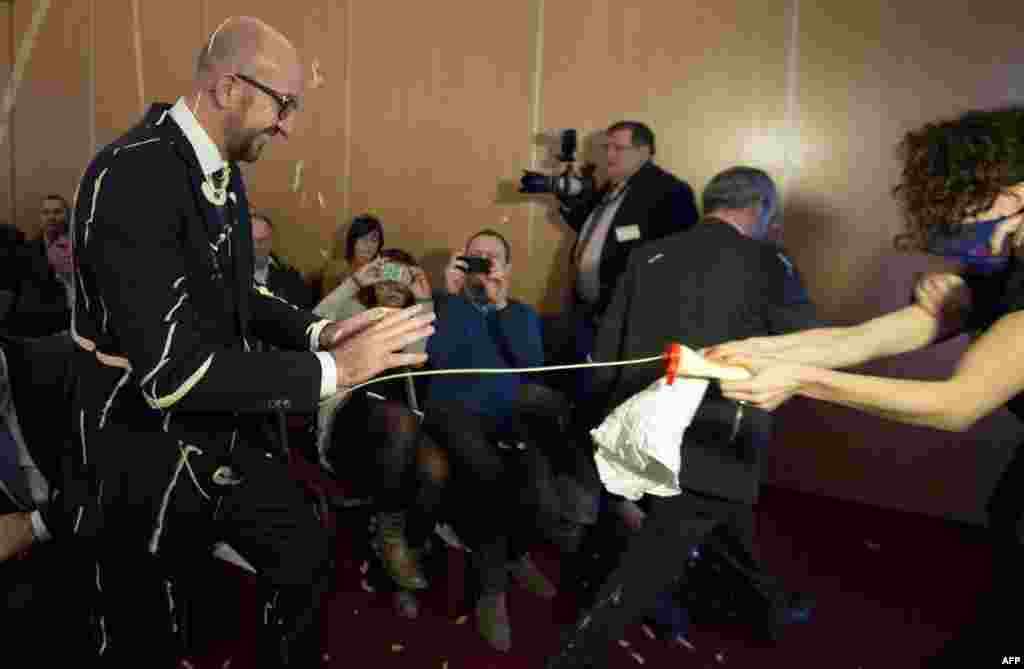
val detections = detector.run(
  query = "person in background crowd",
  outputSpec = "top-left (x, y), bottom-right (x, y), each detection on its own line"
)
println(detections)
top-left (317, 213), bottom-right (383, 298)
top-left (0, 202), bottom-right (73, 337)
top-left (551, 121), bottom-right (699, 400)
top-left (251, 211), bottom-right (315, 309)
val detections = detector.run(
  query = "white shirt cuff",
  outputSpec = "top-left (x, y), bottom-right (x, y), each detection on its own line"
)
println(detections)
top-left (308, 319), bottom-right (332, 350)
top-left (30, 509), bottom-right (51, 543)
top-left (315, 351), bottom-right (338, 399)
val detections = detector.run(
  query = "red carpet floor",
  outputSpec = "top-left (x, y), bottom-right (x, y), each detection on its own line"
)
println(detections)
top-left (190, 466), bottom-right (997, 669)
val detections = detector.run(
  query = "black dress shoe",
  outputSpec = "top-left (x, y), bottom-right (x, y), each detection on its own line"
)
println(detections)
top-left (755, 591), bottom-right (816, 642)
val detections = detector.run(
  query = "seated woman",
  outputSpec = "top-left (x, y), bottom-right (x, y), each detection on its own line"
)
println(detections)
top-left (316, 212), bottom-right (383, 300)
top-left (316, 249), bottom-right (446, 611)
top-left (706, 107), bottom-right (1024, 666)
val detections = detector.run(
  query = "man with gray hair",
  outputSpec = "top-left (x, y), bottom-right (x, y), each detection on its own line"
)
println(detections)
top-left (547, 166), bottom-right (819, 668)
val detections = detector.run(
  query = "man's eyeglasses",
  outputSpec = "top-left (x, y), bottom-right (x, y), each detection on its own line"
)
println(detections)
top-left (234, 73), bottom-right (300, 122)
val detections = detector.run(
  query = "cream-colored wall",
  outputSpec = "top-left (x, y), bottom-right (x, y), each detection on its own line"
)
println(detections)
top-left (3, 0), bottom-right (1024, 524)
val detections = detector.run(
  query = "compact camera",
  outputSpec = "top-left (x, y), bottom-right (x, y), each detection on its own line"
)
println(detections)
top-left (457, 256), bottom-right (492, 274)
top-left (380, 261), bottom-right (410, 284)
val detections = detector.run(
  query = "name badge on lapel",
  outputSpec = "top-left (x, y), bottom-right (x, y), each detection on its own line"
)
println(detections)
top-left (615, 225), bottom-right (641, 243)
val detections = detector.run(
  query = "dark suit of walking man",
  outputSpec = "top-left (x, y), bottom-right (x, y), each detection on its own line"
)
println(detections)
top-left (547, 167), bottom-right (819, 668)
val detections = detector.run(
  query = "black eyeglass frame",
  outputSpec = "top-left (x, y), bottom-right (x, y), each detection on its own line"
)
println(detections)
top-left (233, 73), bottom-right (299, 121)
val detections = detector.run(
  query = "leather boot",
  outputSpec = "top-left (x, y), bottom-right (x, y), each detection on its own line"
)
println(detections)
top-left (372, 511), bottom-right (428, 591)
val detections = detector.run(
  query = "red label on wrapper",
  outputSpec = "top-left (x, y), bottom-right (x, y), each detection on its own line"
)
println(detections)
top-left (665, 342), bottom-right (681, 385)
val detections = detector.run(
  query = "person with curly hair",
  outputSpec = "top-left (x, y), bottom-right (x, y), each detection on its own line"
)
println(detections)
top-left (705, 107), bottom-right (1024, 665)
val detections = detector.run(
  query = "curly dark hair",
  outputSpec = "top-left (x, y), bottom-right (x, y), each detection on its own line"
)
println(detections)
top-left (893, 108), bottom-right (1024, 251)
top-left (357, 248), bottom-right (420, 308)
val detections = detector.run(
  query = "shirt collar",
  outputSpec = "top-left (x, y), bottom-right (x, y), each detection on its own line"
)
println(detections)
top-left (168, 97), bottom-right (227, 177)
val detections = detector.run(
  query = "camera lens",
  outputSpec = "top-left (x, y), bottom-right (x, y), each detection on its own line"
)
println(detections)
top-left (519, 170), bottom-right (556, 194)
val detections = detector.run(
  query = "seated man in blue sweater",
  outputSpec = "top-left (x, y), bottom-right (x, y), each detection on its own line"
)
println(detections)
top-left (420, 228), bottom-right (555, 652)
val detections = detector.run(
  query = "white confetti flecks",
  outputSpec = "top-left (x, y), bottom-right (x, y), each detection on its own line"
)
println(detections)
top-left (360, 578), bottom-right (375, 593)
top-left (353, 609), bottom-right (359, 616)
top-left (311, 59), bottom-right (326, 89)
top-left (359, 560), bottom-right (369, 574)
top-left (865, 540), bottom-right (881, 552)
top-left (292, 160), bottom-right (305, 192)
top-left (318, 191), bottom-right (326, 209)
top-left (674, 635), bottom-right (696, 652)
top-left (629, 651), bottom-right (645, 664)
top-left (617, 639), bottom-right (631, 648)
top-left (442, 662), bottom-right (448, 669)
top-left (715, 650), bottom-right (727, 663)
top-left (641, 624), bottom-right (656, 640)
top-left (455, 615), bottom-right (468, 625)
top-left (391, 643), bottom-right (404, 653)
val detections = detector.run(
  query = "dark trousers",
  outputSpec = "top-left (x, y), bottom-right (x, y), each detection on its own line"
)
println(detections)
top-left (95, 442), bottom-right (331, 667)
top-left (328, 391), bottom-right (445, 534)
top-left (927, 443), bottom-right (1024, 666)
top-left (550, 490), bottom-right (761, 666)
top-left (420, 402), bottom-right (531, 596)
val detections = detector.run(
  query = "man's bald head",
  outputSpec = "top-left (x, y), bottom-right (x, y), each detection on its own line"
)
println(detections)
top-left (189, 17), bottom-right (304, 163)
top-left (196, 17), bottom-right (300, 86)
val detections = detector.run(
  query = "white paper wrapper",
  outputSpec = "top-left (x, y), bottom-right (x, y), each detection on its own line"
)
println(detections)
top-left (591, 377), bottom-right (709, 501)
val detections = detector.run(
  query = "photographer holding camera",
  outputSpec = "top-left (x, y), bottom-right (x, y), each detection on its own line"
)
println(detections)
top-left (426, 230), bottom-right (556, 651)
top-left (532, 122), bottom-right (699, 389)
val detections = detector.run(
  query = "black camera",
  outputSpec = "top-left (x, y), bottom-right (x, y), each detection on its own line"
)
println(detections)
top-left (519, 129), bottom-right (595, 200)
top-left (457, 256), bottom-right (492, 274)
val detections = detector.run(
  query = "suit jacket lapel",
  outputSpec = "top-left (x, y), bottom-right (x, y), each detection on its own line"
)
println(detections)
top-left (161, 118), bottom-right (248, 343)
top-left (228, 166), bottom-right (252, 342)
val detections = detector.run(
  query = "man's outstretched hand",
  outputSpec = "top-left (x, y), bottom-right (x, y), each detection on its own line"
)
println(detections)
top-left (327, 304), bottom-right (435, 391)
top-left (318, 306), bottom-right (400, 350)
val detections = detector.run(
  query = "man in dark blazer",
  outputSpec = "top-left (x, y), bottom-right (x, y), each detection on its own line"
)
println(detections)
top-left (547, 167), bottom-right (820, 668)
top-left (553, 122), bottom-right (698, 400)
top-left (70, 17), bottom-right (433, 667)
top-left (559, 122), bottom-right (699, 324)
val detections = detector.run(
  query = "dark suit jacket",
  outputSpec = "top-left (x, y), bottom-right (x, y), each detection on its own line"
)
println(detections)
top-left (589, 219), bottom-right (821, 504)
top-left (263, 254), bottom-right (315, 310)
top-left (71, 104), bottom-right (326, 532)
top-left (562, 161), bottom-right (699, 318)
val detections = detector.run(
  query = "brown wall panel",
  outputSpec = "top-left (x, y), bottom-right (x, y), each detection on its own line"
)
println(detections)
top-left (93, 1), bottom-right (138, 150)
top-left (344, 2), bottom-right (536, 294)
top-left (11, 0), bottom-right (91, 236)
top-left (138, 1), bottom-right (204, 123)
top-left (767, 0), bottom-right (1024, 523)
top-left (0, 3), bottom-right (11, 226)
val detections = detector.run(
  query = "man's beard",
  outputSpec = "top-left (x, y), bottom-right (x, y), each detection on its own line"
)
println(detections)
top-left (231, 127), bottom-right (273, 163)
